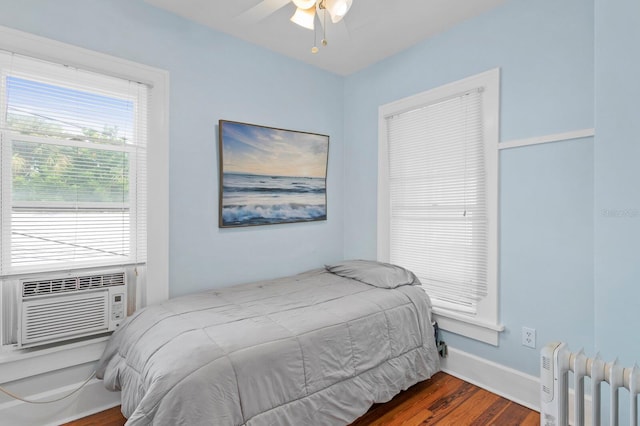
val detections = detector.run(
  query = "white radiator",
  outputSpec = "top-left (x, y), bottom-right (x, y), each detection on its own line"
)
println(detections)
top-left (541, 341), bottom-right (640, 426)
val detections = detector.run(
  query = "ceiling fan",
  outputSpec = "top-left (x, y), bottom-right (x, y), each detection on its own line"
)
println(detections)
top-left (289, 0), bottom-right (353, 53)
top-left (235, 0), bottom-right (353, 54)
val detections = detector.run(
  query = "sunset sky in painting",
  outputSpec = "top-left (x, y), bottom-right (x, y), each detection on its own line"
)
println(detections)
top-left (220, 121), bottom-right (329, 178)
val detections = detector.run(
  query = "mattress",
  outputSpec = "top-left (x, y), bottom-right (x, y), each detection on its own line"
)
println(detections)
top-left (96, 260), bottom-right (440, 425)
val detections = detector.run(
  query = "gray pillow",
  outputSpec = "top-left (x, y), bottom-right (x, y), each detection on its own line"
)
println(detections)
top-left (325, 259), bottom-right (421, 289)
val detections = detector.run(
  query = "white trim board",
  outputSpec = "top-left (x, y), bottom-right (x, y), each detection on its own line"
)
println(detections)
top-left (0, 378), bottom-right (120, 426)
top-left (499, 128), bottom-right (594, 150)
top-left (0, 338), bottom-right (107, 384)
top-left (432, 310), bottom-right (504, 346)
top-left (440, 347), bottom-right (540, 412)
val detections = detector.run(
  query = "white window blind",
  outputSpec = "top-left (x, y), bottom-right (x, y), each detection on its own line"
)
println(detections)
top-left (0, 51), bottom-right (148, 275)
top-left (386, 89), bottom-right (487, 314)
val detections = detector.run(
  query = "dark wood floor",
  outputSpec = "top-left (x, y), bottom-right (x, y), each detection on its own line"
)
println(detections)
top-left (64, 372), bottom-right (539, 425)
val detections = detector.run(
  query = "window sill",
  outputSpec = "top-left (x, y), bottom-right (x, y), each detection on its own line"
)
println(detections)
top-left (432, 307), bottom-right (504, 346)
top-left (0, 337), bottom-right (109, 383)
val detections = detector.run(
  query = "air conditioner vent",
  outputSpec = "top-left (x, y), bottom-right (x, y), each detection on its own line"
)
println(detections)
top-left (79, 272), bottom-right (125, 289)
top-left (22, 292), bottom-right (109, 346)
top-left (22, 272), bottom-right (125, 298)
top-left (23, 278), bottom-right (77, 298)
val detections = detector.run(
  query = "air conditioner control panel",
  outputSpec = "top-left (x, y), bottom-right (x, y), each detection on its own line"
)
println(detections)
top-left (108, 287), bottom-right (127, 330)
top-left (112, 293), bottom-right (125, 320)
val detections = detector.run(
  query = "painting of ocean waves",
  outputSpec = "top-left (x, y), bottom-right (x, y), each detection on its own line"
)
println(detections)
top-left (222, 173), bottom-right (326, 226)
top-left (219, 120), bottom-right (329, 227)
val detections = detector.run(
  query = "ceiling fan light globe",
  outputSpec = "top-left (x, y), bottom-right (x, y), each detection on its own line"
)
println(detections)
top-left (290, 7), bottom-right (316, 30)
top-left (324, 0), bottom-right (352, 23)
top-left (292, 0), bottom-right (317, 9)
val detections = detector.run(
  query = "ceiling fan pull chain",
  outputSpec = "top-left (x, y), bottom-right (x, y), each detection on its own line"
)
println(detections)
top-left (322, 2), bottom-right (328, 47)
top-left (312, 12), bottom-right (319, 53)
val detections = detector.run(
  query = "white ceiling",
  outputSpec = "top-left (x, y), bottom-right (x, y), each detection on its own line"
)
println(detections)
top-left (144, 0), bottom-right (507, 75)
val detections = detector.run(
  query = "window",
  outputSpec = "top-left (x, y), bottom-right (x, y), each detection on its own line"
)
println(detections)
top-left (0, 25), bottom-right (168, 372)
top-left (0, 52), bottom-right (147, 275)
top-left (378, 69), bottom-right (502, 345)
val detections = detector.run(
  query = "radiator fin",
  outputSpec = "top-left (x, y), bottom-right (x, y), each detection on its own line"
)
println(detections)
top-left (541, 342), bottom-right (640, 426)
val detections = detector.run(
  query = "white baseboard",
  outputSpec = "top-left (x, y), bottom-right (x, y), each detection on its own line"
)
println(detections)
top-left (440, 346), bottom-right (540, 412)
top-left (0, 378), bottom-right (120, 426)
top-left (440, 347), bottom-right (596, 425)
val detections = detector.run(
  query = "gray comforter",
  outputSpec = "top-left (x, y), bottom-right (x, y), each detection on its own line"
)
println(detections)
top-left (96, 261), bottom-right (440, 425)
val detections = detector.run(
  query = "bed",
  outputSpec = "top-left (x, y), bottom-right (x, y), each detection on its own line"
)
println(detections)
top-left (96, 260), bottom-right (440, 425)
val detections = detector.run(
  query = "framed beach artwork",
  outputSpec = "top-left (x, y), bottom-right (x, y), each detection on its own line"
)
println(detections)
top-left (218, 120), bottom-right (329, 228)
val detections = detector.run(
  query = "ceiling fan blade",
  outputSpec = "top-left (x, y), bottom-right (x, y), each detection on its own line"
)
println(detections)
top-left (317, 9), bottom-right (350, 40)
top-left (236, 0), bottom-right (292, 24)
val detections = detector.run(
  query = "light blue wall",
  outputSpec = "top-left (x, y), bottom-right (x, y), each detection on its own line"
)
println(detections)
top-left (0, 0), bottom-right (346, 298)
top-left (594, 0), bottom-right (640, 367)
top-left (4, 0), bottom-right (636, 384)
top-left (593, 1), bottom-right (640, 416)
top-left (343, 0), bottom-right (595, 375)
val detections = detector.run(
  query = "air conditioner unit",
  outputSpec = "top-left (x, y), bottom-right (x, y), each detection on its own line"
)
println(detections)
top-left (17, 270), bottom-right (127, 348)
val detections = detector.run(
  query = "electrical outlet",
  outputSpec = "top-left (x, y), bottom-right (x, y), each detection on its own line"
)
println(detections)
top-left (522, 327), bottom-right (536, 348)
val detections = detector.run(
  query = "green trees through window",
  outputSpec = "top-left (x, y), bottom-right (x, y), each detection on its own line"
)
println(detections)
top-left (9, 115), bottom-right (129, 203)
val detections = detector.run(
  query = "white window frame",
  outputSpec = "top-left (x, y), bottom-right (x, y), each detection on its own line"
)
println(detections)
top-left (0, 63), bottom-right (146, 275)
top-left (377, 68), bottom-right (503, 345)
top-left (0, 25), bottom-right (169, 380)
